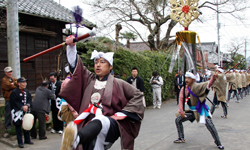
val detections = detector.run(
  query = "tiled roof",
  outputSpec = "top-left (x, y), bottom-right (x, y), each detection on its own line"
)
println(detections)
top-left (197, 62), bottom-right (215, 69)
top-left (129, 42), bottom-right (151, 52)
top-left (0, 0), bottom-right (95, 29)
top-left (128, 40), bottom-right (175, 52)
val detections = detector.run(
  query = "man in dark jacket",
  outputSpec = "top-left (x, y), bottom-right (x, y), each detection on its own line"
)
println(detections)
top-left (10, 77), bottom-right (33, 148)
top-left (48, 72), bottom-right (63, 134)
top-left (126, 67), bottom-right (145, 92)
top-left (31, 80), bottom-right (55, 140)
top-left (174, 70), bottom-right (183, 105)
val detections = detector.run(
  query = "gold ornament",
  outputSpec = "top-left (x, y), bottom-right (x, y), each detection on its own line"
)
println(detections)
top-left (170, 0), bottom-right (199, 27)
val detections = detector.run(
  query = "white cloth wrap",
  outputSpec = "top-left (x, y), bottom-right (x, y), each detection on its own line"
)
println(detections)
top-left (91, 50), bottom-right (114, 66)
top-left (217, 68), bottom-right (224, 73)
top-left (67, 45), bottom-right (77, 68)
top-left (195, 73), bottom-right (200, 82)
top-left (185, 72), bottom-right (196, 79)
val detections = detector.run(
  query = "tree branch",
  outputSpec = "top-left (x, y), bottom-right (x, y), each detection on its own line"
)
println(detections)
top-left (130, 0), bottom-right (151, 24)
top-left (198, 0), bottom-right (230, 8)
top-left (121, 20), bottom-right (150, 47)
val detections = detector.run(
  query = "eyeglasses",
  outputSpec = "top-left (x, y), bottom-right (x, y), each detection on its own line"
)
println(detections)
top-left (95, 59), bottom-right (108, 64)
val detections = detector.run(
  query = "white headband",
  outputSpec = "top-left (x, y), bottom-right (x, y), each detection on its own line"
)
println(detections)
top-left (91, 50), bottom-right (114, 65)
top-left (185, 72), bottom-right (196, 79)
top-left (217, 68), bottom-right (224, 73)
top-left (215, 65), bottom-right (220, 69)
top-left (206, 70), bottom-right (212, 78)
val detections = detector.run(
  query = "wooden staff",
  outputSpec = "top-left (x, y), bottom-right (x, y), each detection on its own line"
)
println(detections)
top-left (224, 61), bottom-right (241, 74)
top-left (222, 60), bottom-right (234, 69)
top-left (23, 31), bottom-right (96, 62)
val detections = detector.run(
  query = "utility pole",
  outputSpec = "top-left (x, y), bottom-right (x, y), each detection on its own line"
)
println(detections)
top-left (6, 0), bottom-right (20, 78)
top-left (245, 39), bottom-right (247, 59)
top-left (217, 0), bottom-right (221, 66)
top-left (245, 39), bottom-right (247, 69)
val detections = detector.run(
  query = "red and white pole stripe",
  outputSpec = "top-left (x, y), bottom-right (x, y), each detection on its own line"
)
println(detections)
top-left (74, 104), bottom-right (102, 125)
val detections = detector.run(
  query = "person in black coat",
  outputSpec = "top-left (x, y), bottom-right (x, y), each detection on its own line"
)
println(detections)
top-left (126, 67), bottom-right (145, 92)
top-left (174, 70), bottom-right (183, 105)
top-left (10, 77), bottom-right (33, 148)
top-left (48, 72), bottom-right (63, 134)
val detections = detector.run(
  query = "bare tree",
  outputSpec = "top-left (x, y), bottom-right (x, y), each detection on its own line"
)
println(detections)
top-left (84, 0), bottom-right (249, 51)
top-left (226, 37), bottom-right (246, 59)
top-left (115, 23), bottom-right (122, 47)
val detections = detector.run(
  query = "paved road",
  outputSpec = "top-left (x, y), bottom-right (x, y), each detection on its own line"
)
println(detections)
top-left (1, 91), bottom-right (250, 150)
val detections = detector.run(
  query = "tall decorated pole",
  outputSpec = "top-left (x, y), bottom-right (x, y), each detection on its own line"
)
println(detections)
top-left (170, 0), bottom-right (200, 111)
top-left (23, 6), bottom-right (96, 62)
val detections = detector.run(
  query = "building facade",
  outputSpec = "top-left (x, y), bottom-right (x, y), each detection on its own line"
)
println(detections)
top-left (0, 0), bottom-right (94, 95)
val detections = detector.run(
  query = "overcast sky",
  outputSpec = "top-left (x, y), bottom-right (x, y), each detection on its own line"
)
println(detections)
top-left (54, 0), bottom-right (250, 58)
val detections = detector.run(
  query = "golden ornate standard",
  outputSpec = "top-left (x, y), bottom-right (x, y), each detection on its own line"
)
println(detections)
top-left (170, 0), bottom-right (199, 27)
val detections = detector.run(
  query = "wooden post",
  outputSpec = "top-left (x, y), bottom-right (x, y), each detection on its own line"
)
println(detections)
top-left (7, 0), bottom-right (21, 78)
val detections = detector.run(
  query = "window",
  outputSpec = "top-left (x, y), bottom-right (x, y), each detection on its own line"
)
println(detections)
top-left (35, 39), bottom-right (48, 48)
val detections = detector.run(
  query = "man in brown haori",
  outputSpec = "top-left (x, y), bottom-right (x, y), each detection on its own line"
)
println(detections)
top-left (235, 70), bottom-right (243, 99)
top-left (59, 36), bottom-right (144, 150)
top-left (210, 68), bottom-right (228, 119)
top-left (226, 70), bottom-right (240, 103)
top-left (174, 71), bottom-right (224, 149)
top-left (243, 70), bottom-right (249, 96)
top-left (247, 71), bottom-right (250, 94)
top-left (240, 70), bottom-right (247, 97)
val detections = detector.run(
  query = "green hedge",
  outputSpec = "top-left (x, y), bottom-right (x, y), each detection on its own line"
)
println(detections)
top-left (78, 41), bottom-right (179, 105)
top-left (0, 106), bottom-right (4, 118)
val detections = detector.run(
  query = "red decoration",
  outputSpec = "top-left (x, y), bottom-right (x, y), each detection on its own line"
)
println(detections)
top-left (45, 114), bottom-right (50, 122)
top-left (23, 32), bottom-right (93, 62)
top-left (182, 5), bottom-right (190, 14)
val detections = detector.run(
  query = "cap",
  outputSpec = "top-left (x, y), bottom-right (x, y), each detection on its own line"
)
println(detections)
top-left (4, 67), bottom-right (12, 72)
top-left (17, 77), bottom-right (27, 83)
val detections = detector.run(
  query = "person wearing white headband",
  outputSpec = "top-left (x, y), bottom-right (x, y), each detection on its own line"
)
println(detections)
top-left (239, 69), bottom-right (247, 98)
top-left (235, 69), bottom-right (243, 99)
top-left (217, 68), bottom-right (224, 73)
top-left (91, 50), bottom-right (114, 66)
top-left (174, 71), bottom-right (225, 149)
top-left (59, 36), bottom-right (144, 150)
top-left (247, 71), bottom-right (250, 95)
top-left (226, 69), bottom-right (240, 103)
top-left (210, 69), bottom-right (228, 119)
top-left (185, 71), bottom-right (196, 79)
top-left (245, 70), bottom-right (250, 95)
top-left (241, 69), bottom-right (248, 97)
